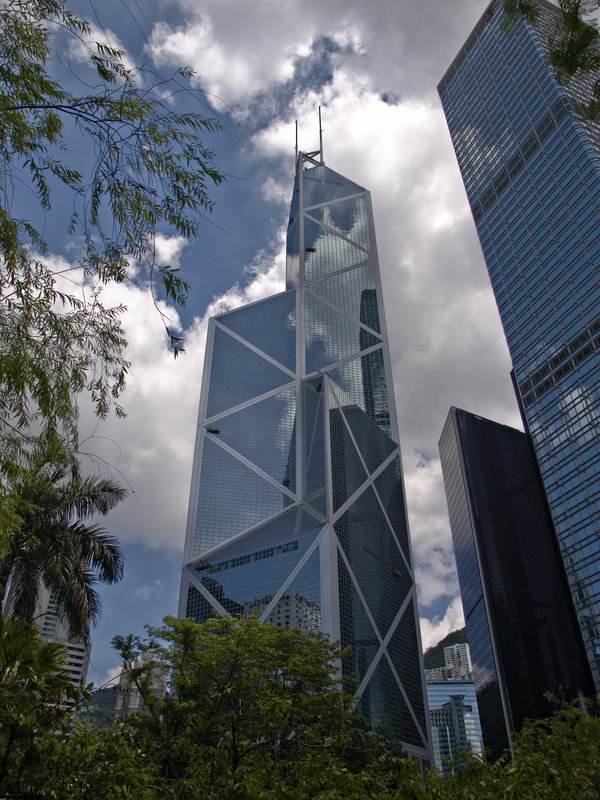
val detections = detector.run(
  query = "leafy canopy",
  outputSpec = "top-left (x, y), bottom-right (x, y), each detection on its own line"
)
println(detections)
top-left (110, 616), bottom-right (397, 799)
top-left (503, 0), bottom-right (600, 117)
top-left (0, 0), bottom-right (224, 468)
top-left (0, 438), bottom-right (126, 640)
top-left (1, 614), bottom-right (599, 799)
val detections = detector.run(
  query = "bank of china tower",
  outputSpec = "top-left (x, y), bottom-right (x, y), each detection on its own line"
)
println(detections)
top-left (179, 151), bottom-right (430, 759)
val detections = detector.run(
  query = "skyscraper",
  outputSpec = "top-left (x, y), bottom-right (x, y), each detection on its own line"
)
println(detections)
top-left (36, 585), bottom-right (91, 688)
top-left (443, 642), bottom-right (472, 678)
top-left (427, 677), bottom-right (483, 776)
top-left (439, 408), bottom-right (594, 758)
top-left (438, 0), bottom-right (600, 688)
top-left (179, 149), bottom-right (431, 760)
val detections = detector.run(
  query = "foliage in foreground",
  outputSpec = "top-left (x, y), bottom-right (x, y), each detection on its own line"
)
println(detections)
top-left (503, 0), bottom-right (600, 117)
top-left (1, 615), bottom-right (599, 800)
top-left (0, 437), bottom-right (126, 642)
top-left (0, 0), bottom-right (224, 503)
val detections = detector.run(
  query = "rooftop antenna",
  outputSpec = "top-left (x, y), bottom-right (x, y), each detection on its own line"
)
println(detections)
top-left (296, 107), bottom-right (325, 173)
top-left (295, 120), bottom-right (298, 165)
top-left (319, 105), bottom-right (324, 165)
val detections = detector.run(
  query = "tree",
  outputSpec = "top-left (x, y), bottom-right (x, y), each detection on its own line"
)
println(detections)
top-left (5, 614), bottom-right (600, 799)
top-left (0, 616), bottom-right (74, 797)
top-left (0, 439), bottom-right (125, 641)
top-left (110, 616), bottom-right (404, 800)
top-left (0, 0), bottom-right (224, 472)
top-left (503, 0), bottom-right (600, 117)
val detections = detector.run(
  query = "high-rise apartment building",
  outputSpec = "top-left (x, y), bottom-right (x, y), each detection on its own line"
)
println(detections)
top-left (438, 0), bottom-right (600, 688)
top-left (439, 408), bottom-right (594, 758)
top-left (179, 150), bottom-right (431, 760)
top-left (36, 585), bottom-right (91, 688)
top-left (444, 642), bottom-right (472, 677)
top-left (424, 641), bottom-right (472, 681)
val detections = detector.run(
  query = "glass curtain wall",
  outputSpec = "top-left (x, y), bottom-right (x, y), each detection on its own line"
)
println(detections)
top-left (438, 0), bottom-right (600, 688)
top-left (179, 154), bottom-right (431, 761)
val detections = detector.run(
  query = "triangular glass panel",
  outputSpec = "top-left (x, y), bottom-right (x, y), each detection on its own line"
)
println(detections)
top-left (263, 547), bottom-right (322, 633)
top-left (342, 399), bottom-right (397, 476)
top-left (327, 376), bottom-right (355, 410)
top-left (209, 386), bottom-right (296, 492)
top-left (304, 218), bottom-right (371, 281)
top-left (334, 486), bottom-right (410, 638)
top-left (289, 174), bottom-right (300, 225)
top-left (387, 599), bottom-right (428, 733)
top-left (190, 526), bottom-right (324, 622)
top-left (326, 358), bottom-right (367, 411)
top-left (307, 264), bottom-right (381, 333)
top-left (308, 194), bottom-right (371, 251)
top-left (200, 507), bottom-right (304, 560)
top-left (329, 404), bottom-right (369, 512)
top-left (337, 552), bottom-right (380, 698)
top-left (207, 327), bottom-right (293, 418)
top-left (302, 165), bottom-right (366, 208)
top-left (305, 293), bottom-right (380, 374)
top-left (297, 508), bottom-right (325, 534)
top-left (362, 654), bottom-right (425, 748)
top-left (327, 351), bottom-right (392, 436)
top-left (305, 491), bottom-right (328, 518)
top-left (184, 581), bottom-right (222, 622)
top-left (373, 457), bottom-right (412, 566)
top-left (286, 219), bottom-right (300, 288)
top-left (327, 375), bottom-right (395, 476)
top-left (193, 438), bottom-right (290, 555)
top-left (304, 383), bottom-right (326, 496)
top-left (218, 290), bottom-right (296, 372)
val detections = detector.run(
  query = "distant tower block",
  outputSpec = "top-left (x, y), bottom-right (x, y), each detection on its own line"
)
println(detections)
top-left (444, 643), bottom-right (472, 677)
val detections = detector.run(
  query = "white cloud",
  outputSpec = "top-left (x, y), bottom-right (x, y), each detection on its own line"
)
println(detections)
top-left (126, 6), bottom-right (520, 638)
top-left (147, 15), bottom-right (306, 108)
top-left (67, 23), bottom-right (138, 78)
top-left (145, 0), bottom-right (484, 112)
top-left (420, 596), bottom-right (465, 652)
top-left (93, 662), bottom-right (123, 689)
top-left (133, 579), bottom-right (164, 601)
top-left (54, 0), bottom-right (525, 652)
top-left (155, 234), bottom-right (188, 267)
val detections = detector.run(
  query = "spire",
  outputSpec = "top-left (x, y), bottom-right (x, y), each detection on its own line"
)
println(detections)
top-left (295, 106), bottom-right (325, 176)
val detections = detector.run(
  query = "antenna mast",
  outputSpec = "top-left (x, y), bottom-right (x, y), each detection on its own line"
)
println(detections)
top-left (319, 105), bottom-right (324, 165)
top-left (295, 107), bottom-right (326, 171)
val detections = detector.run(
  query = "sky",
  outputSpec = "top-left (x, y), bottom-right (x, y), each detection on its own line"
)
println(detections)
top-left (42, 0), bottom-right (525, 686)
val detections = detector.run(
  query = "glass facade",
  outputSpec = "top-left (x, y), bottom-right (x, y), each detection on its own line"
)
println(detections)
top-left (427, 678), bottom-right (483, 776)
top-left (438, 0), bottom-right (600, 688)
top-left (439, 408), bottom-right (595, 759)
top-left (179, 154), bottom-right (431, 761)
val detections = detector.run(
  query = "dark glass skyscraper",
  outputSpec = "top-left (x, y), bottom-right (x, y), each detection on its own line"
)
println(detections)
top-left (438, 0), bottom-right (600, 688)
top-left (179, 151), bottom-right (431, 760)
top-left (439, 408), bottom-right (595, 759)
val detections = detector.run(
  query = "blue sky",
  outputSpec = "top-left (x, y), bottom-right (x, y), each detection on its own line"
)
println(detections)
top-left (38, 0), bottom-right (524, 686)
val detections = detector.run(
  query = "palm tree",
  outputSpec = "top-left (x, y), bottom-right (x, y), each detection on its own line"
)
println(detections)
top-left (0, 615), bottom-right (73, 791)
top-left (0, 442), bottom-right (126, 641)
